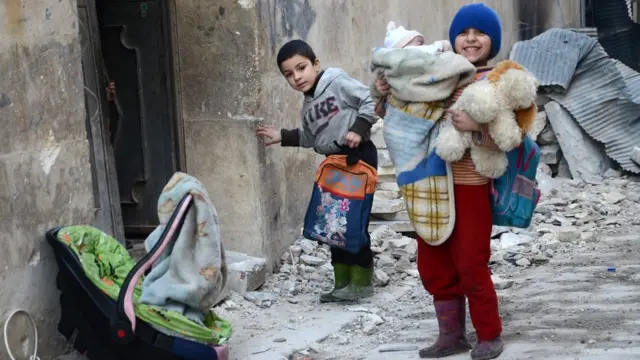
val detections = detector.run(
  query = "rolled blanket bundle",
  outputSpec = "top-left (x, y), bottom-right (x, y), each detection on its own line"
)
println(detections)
top-left (370, 47), bottom-right (475, 244)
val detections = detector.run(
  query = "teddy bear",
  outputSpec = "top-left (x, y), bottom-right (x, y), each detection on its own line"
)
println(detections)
top-left (434, 60), bottom-right (539, 178)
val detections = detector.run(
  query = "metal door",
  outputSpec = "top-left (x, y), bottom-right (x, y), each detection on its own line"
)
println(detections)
top-left (98, 0), bottom-right (178, 237)
top-left (77, 0), bottom-right (125, 240)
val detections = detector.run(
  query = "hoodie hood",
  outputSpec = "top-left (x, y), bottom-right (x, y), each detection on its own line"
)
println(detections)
top-left (305, 67), bottom-right (346, 101)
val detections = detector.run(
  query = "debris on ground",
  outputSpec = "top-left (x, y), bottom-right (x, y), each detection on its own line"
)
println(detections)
top-left (212, 167), bottom-right (640, 360)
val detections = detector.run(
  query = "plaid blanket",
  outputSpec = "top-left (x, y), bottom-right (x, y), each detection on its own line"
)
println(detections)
top-left (384, 97), bottom-right (455, 245)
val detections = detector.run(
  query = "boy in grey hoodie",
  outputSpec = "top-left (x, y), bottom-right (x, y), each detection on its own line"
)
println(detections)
top-left (256, 39), bottom-right (379, 302)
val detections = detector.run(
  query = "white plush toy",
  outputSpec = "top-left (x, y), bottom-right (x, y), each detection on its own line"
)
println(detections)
top-left (435, 60), bottom-right (539, 178)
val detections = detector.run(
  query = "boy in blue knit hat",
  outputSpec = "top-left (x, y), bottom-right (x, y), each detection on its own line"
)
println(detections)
top-left (376, 3), bottom-right (506, 359)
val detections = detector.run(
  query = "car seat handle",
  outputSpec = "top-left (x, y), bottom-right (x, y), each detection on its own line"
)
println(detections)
top-left (110, 194), bottom-right (194, 344)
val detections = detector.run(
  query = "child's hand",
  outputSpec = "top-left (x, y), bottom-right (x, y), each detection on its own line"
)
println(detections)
top-left (447, 109), bottom-right (481, 132)
top-left (256, 124), bottom-right (281, 146)
top-left (344, 131), bottom-right (362, 149)
top-left (375, 78), bottom-right (392, 96)
top-left (106, 82), bottom-right (116, 102)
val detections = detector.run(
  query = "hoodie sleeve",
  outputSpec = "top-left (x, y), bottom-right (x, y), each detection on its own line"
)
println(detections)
top-left (336, 75), bottom-right (379, 137)
top-left (281, 122), bottom-right (315, 148)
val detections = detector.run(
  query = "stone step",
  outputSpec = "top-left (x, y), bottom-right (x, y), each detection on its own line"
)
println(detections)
top-left (374, 190), bottom-right (402, 201)
top-left (377, 166), bottom-right (396, 176)
top-left (371, 129), bottom-right (386, 148)
top-left (373, 210), bottom-right (409, 221)
top-left (368, 219), bottom-right (414, 233)
top-left (377, 182), bottom-right (399, 192)
top-left (540, 144), bottom-right (561, 164)
top-left (371, 199), bottom-right (405, 215)
top-left (378, 149), bottom-right (393, 168)
top-left (378, 174), bottom-right (397, 183)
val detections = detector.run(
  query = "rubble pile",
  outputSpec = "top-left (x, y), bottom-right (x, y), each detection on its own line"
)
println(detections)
top-left (530, 100), bottom-right (572, 178)
top-left (491, 167), bottom-right (640, 268)
top-left (229, 167), bottom-right (640, 310)
top-left (261, 227), bottom-right (420, 302)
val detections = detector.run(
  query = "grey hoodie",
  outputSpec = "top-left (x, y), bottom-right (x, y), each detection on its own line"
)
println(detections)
top-left (281, 68), bottom-right (378, 154)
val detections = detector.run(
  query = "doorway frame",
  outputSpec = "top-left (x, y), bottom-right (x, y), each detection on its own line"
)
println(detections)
top-left (77, 0), bottom-right (186, 241)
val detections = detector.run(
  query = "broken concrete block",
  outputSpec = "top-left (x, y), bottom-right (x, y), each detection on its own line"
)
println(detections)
top-left (371, 199), bottom-right (405, 214)
top-left (378, 150), bottom-right (393, 168)
top-left (377, 344), bottom-right (419, 353)
top-left (374, 190), bottom-right (401, 200)
top-left (375, 210), bottom-right (410, 221)
top-left (373, 269), bottom-right (390, 287)
top-left (557, 157), bottom-right (572, 178)
top-left (632, 146), bottom-right (640, 166)
top-left (225, 251), bottom-right (268, 294)
top-left (377, 166), bottom-right (396, 176)
top-left (544, 101), bottom-right (611, 182)
top-left (540, 144), bottom-right (561, 164)
top-left (370, 121), bottom-right (387, 149)
top-left (529, 110), bottom-right (548, 140)
top-left (377, 182), bottom-right (400, 192)
top-left (491, 275), bottom-right (514, 290)
top-left (243, 291), bottom-right (277, 308)
top-left (537, 123), bottom-right (558, 145)
top-left (300, 255), bottom-right (327, 266)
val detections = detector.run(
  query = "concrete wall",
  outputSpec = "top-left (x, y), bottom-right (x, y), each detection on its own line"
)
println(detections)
top-left (0, 0), bottom-right (95, 357)
top-left (172, 0), bottom-right (580, 269)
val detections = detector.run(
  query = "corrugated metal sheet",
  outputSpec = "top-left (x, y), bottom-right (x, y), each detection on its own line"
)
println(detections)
top-left (626, 0), bottom-right (636, 20)
top-left (510, 29), bottom-right (640, 173)
top-left (510, 29), bottom-right (598, 92)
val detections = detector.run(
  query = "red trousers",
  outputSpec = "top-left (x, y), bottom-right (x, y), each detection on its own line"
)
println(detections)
top-left (417, 183), bottom-right (502, 341)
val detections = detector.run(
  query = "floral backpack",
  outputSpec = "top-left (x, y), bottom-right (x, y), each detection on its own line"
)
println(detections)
top-left (303, 153), bottom-right (378, 253)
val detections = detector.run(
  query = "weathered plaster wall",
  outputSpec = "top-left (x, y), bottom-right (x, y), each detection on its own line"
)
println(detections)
top-left (0, 0), bottom-right (95, 357)
top-left (173, 0), bottom-right (580, 269)
top-left (517, 0), bottom-right (582, 40)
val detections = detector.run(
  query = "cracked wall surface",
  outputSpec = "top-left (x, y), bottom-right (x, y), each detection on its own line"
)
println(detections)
top-left (0, 0), bottom-right (95, 357)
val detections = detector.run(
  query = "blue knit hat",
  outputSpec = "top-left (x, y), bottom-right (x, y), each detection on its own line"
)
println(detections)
top-left (448, 3), bottom-right (502, 59)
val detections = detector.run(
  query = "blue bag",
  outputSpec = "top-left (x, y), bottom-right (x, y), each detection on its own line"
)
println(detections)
top-left (490, 136), bottom-right (541, 228)
top-left (303, 155), bottom-right (378, 254)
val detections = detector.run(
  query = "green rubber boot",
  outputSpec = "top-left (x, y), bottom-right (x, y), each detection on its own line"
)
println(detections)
top-left (332, 265), bottom-right (374, 301)
top-left (319, 263), bottom-right (351, 303)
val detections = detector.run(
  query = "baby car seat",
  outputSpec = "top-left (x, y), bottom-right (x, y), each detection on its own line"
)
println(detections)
top-left (46, 194), bottom-right (230, 360)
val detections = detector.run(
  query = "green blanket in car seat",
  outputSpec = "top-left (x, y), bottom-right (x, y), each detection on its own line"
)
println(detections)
top-left (56, 225), bottom-right (231, 345)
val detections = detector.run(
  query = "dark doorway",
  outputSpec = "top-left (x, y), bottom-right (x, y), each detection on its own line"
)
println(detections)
top-left (588, 0), bottom-right (640, 71)
top-left (96, 0), bottom-right (179, 238)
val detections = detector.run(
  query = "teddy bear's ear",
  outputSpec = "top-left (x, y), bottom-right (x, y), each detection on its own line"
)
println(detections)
top-left (387, 21), bottom-right (397, 32)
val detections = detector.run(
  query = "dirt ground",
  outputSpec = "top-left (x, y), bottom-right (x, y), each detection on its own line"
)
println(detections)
top-left (53, 175), bottom-right (640, 360)
top-left (221, 225), bottom-right (640, 360)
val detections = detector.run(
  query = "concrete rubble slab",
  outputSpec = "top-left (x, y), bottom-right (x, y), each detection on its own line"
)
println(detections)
top-left (545, 101), bottom-right (611, 182)
top-left (224, 251), bottom-right (268, 296)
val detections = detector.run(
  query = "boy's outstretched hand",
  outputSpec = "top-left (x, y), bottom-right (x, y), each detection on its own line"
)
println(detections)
top-left (256, 124), bottom-right (281, 146)
top-left (344, 131), bottom-right (362, 148)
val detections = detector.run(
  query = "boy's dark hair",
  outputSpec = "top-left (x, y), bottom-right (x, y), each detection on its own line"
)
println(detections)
top-left (276, 39), bottom-right (317, 69)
